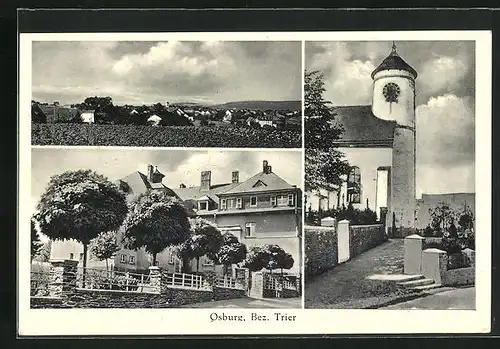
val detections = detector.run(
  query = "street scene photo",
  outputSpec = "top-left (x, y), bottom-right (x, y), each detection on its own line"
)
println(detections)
top-left (30, 41), bottom-right (302, 148)
top-left (304, 41), bottom-right (476, 310)
top-left (30, 148), bottom-right (303, 308)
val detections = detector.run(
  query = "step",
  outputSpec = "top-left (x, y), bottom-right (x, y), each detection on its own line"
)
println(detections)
top-left (398, 278), bottom-right (435, 287)
top-left (367, 274), bottom-right (425, 282)
top-left (413, 283), bottom-right (442, 291)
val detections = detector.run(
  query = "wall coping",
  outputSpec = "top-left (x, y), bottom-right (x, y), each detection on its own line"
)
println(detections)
top-left (350, 224), bottom-right (383, 228)
top-left (423, 248), bottom-right (447, 254)
top-left (75, 288), bottom-right (160, 295)
top-left (304, 226), bottom-right (337, 231)
top-left (405, 234), bottom-right (424, 240)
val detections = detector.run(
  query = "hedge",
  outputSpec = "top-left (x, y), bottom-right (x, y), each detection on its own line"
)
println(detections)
top-left (31, 123), bottom-right (301, 148)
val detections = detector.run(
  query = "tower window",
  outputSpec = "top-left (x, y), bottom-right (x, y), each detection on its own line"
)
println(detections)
top-left (347, 166), bottom-right (361, 204)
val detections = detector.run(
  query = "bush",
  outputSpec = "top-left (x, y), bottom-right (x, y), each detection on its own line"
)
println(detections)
top-left (31, 123), bottom-right (301, 148)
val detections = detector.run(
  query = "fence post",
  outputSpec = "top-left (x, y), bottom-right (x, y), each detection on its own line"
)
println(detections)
top-left (421, 248), bottom-right (448, 285)
top-left (48, 259), bottom-right (78, 298)
top-left (404, 234), bottom-right (425, 275)
top-left (337, 219), bottom-right (350, 263)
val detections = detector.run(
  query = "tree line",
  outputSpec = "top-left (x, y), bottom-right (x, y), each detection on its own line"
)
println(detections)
top-left (31, 170), bottom-right (294, 278)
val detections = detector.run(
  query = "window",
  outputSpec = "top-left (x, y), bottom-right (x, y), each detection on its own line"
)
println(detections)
top-left (228, 199), bottom-right (235, 209)
top-left (288, 194), bottom-right (295, 206)
top-left (221, 199), bottom-right (226, 210)
top-left (79, 253), bottom-right (84, 260)
top-left (129, 256), bottom-right (135, 264)
top-left (169, 254), bottom-right (175, 265)
top-left (245, 222), bottom-right (256, 237)
top-left (69, 253), bottom-right (74, 260)
top-left (347, 166), bottom-right (361, 204)
top-left (250, 196), bottom-right (257, 207)
top-left (277, 195), bottom-right (288, 206)
top-left (270, 196), bottom-right (277, 206)
top-left (198, 201), bottom-right (208, 211)
top-left (120, 254), bottom-right (127, 263)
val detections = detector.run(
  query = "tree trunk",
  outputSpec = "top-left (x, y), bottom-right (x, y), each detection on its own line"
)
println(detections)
top-left (196, 257), bottom-right (200, 272)
top-left (82, 242), bottom-right (88, 286)
top-left (105, 258), bottom-right (109, 272)
top-left (152, 253), bottom-right (157, 266)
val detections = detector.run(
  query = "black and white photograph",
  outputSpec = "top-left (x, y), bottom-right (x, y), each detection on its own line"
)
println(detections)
top-left (30, 148), bottom-right (303, 309)
top-left (30, 41), bottom-right (302, 148)
top-left (304, 40), bottom-right (478, 310)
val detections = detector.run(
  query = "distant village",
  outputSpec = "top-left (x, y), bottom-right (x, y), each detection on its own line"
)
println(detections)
top-left (31, 97), bottom-right (302, 131)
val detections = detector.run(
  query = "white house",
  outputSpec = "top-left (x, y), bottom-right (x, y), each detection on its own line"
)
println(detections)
top-left (147, 114), bottom-right (162, 127)
top-left (223, 110), bottom-right (232, 123)
top-left (80, 110), bottom-right (95, 123)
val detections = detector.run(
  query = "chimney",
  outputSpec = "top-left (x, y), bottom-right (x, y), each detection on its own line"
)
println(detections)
top-left (262, 160), bottom-right (268, 173)
top-left (151, 166), bottom-right (165, 184)
top-left (200, 171), bottom-right (211, 191)
top-left (147, 164), bottom-right (154, 182)
top-left (232, 171), bottom-right (239, 183)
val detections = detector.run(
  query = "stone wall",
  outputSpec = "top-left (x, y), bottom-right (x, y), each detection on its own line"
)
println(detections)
top-left (304, 226), bottom-right (338, 277)
top-left (349, 224), bottom-right (387, 259)
top-left (213, 286), bottom-right (246, 301)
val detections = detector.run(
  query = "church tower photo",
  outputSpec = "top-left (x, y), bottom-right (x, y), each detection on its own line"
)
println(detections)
top-left (305, 42), bottom-right (419, 237)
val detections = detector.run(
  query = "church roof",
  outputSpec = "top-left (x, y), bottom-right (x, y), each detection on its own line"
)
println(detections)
top-left (220, 171), bottom-right (295, 195)
top-left (371, 43), bottom-right (417, 79)
top-left (332, 105), bottom-right (396, 148)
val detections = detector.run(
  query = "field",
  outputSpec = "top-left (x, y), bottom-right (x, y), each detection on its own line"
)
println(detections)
top-left (31, 123), bottom-right (302, 148)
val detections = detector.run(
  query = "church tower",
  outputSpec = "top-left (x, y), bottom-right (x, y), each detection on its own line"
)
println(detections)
top-left (371, 42), bottom-right (417, 235)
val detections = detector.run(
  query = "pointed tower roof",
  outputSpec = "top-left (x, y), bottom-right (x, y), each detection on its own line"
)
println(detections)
top-left (371, 41), bottom-right (417, 79)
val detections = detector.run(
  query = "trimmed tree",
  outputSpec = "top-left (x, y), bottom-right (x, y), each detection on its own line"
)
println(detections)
top-left (304, 70), bottom-right (350, 195)
top-left (34, 170), bottom-right (128, 282)
top-left (260, 244), bottom-right (295, 277)
top-left (121, 191), bottom-right (191, 266)
top-left (215, 232), bottom-right (247, 276)
top-left (89, 231), bottom-right (121, 271)
top-left (178, 217), bottom-right (224, 273)
top-left (33, 241), bottom-right (52, 263)
top-left (31, 218), bottom-right (43, 261)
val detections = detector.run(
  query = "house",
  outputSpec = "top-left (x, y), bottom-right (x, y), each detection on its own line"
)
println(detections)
top-left (306, 42), bottom-right (418, 237)
top-left (256, 113), bottom-right (274, 127)
top-left (80, 110), bottom-right (95, 123)
top-left (50, 165), bottom-right (180, 273)
top-left (222, 110), bottom-right (232, 123)
top-left (147, 114), bottom-right (162, 126)
top-left (158, 160), bottom-right (303, 276)
top-left (38, 104), bottom-right (80, 123)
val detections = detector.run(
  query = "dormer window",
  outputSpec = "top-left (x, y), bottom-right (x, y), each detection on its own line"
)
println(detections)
top-left (198, 201), bottom-right (208, 211)
top-left (271, 196), bottom-right (277, 206)
top-left (221, 199), bottom-right (227, 210)
top-left (236, 198), bottom-right (242, 209)
top-left (277, 195), bottom-right (288, 206)
top-left (288, 194), bottom-right (295, 206)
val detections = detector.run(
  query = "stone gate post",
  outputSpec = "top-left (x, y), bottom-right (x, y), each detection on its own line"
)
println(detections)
top-left (48, 259), bottom-right (78, 298)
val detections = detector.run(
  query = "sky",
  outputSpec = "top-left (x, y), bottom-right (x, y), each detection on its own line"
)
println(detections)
top-left (30, 148), bottom-right (302, 215)
top-left (306, 40), bottom-right (475, 198)
top-left (31, 41), bottom-right (302, 105)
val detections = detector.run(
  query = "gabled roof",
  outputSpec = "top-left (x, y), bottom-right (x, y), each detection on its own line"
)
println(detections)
top-left (118, 171), bottom-right (178, 199)
top-left (220, 171), bottom-right (295, 195)
top-left (332, 105), bottom-right (396, 148)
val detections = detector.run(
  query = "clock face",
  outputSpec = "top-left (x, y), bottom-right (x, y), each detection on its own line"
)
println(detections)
top-left (383, 82), bottom-right (401, 103)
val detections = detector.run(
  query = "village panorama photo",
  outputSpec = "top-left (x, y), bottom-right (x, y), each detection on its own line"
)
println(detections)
top-left (30, 41), bottom-right (302, 148)
top-left (29, 148), bottom-right (303, 309)
top-left (304, 41), bottom-right (477, 310)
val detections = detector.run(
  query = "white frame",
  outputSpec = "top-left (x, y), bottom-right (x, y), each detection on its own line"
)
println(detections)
top-left (250, 196), bottom-right (257, 207)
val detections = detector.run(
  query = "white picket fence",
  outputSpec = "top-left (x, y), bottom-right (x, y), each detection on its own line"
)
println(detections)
top-left (215, 275), bottom-right (245, 290)
top-left (164, 272), bottom-right (212, 291)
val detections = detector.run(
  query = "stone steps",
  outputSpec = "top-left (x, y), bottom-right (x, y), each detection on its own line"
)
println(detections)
top-left (412, 283), bottom-right (443, 291)
top-left (399, 278), bottom-right (435, 288)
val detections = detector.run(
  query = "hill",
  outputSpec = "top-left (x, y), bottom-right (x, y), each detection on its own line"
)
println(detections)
top-left (209, 100), bottom-right (301, 111)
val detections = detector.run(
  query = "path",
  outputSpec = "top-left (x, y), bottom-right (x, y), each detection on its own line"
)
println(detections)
top-left (382, 286), bottom-right (475, 310)
top-left (305, 239), bottom-right (422, 309)
top-left (182, 297), bottom-right (301, 309)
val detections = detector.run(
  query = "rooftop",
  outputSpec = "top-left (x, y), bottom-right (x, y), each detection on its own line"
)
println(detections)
top-left (371, 42), bottom-right (418, 79)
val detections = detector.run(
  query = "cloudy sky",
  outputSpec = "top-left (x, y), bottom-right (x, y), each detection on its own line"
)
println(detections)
top-left (32, 41), bottom-right (302, 105)
top-left (31, 148), bottom-right (302, 214)
top-left (306, 40), bottom-right (475, 197)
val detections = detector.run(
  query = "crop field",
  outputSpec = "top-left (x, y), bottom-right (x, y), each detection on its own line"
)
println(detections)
top-left (31, 124), bottom-right (302, 148)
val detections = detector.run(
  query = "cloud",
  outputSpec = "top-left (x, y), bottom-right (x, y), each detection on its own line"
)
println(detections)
top-left (419, 55), bottom-right (469, 96)
top-left (32, 41), bottom-right (301, 105)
